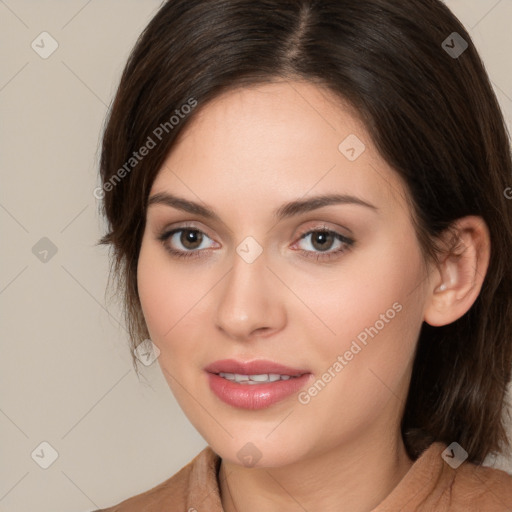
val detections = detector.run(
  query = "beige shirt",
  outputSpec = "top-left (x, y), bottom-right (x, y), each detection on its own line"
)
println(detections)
top-left (95, 442), bottom-right (512, 511)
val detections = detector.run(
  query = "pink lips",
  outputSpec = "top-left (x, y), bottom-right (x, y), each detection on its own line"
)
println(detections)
top-left (204, 359), bottom-right (312, 410)
top-left (204, 359), bottom-right (309, 376)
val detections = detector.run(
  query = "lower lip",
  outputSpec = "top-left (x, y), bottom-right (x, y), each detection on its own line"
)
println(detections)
top-left (206, 372), bottom-right (312, 410)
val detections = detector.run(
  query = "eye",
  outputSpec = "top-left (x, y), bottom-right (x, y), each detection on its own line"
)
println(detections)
top-left (293, 226), bottom-right (354, 262)
top-left (157, 225), bottom-right (217, 260)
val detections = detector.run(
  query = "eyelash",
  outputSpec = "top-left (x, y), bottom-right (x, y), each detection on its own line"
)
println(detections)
top-left (156, 223), bottom-right (355, 263)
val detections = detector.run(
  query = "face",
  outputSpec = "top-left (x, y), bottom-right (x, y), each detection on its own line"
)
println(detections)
top-left (137, 80), bottom-right (432, 468)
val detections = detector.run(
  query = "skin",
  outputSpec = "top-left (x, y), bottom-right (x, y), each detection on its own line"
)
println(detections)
top-left (137, 80), bottom-right (490, 512)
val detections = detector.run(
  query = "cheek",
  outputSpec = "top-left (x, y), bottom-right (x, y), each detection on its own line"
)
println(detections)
top-left (294, 226), bottom-right (425, 358)
top-left (137, 239), bottom-right (182, 342)
top-left (310, 231), bottom-right (425, 404)
top-left (137, 237), bottom-right (214, 357)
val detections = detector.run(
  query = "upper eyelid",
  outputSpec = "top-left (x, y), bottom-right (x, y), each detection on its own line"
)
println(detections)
top-left (160, 221), bottom-right (349, 235)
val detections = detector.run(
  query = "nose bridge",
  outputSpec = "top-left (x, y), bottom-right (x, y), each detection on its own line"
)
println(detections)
top-left (214, 239), bottom-right (284, 340)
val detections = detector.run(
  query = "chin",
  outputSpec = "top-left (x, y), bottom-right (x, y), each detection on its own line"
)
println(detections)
top-left (206, 433), bottom-right (310, 469)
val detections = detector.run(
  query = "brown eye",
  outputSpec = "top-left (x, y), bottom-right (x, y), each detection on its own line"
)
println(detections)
top-left (157, 226), bottom-right (216, 260)
top-left (309, 231), bottom-right (336, 252)
top-left (294, 228), bottom-right (355, 262)
top-left (180, 229), bottom-right (203, 250)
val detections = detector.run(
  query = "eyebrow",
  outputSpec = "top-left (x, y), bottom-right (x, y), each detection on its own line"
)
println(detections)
top-left (147, 192), bottom-right (378, 221)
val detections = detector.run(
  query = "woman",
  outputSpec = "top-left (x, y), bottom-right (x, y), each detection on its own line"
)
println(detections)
top-left (94, 0), bottom-right (512, 510)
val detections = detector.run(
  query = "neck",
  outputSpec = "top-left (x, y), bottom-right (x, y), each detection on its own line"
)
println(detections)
top-left (218, 432), bottom-right (413, 512)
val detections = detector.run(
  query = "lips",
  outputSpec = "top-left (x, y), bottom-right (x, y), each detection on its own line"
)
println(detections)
top-left (204, 359), bottom-right (309, 377)
top-left (204, 359), bottom-right (312, 409)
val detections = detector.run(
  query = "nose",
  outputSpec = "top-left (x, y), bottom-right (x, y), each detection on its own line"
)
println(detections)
top-left (214, 247), bottom-right (287, 342)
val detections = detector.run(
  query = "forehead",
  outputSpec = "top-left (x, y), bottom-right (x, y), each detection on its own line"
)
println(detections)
top-left (151, 81), bottom-right (408, 219)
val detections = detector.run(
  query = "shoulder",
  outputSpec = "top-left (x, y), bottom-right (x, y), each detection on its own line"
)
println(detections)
top-left (449, 457), bottom-right (512, 510)
top-left (415, 443), bottom-right (512, 510)
top-left (377, 442), bottom-right (512, 511)
top-left (93, 446), bottom-right (221, 512)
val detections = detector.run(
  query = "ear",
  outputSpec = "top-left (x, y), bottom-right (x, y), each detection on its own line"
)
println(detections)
top-left (423, 216), bottom-right (491, 327)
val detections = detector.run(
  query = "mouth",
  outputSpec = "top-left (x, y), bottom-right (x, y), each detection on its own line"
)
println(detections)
top-left (204, 358), bottom-right (309, 377)
top-left (204, 359), bottom-right (312, 409)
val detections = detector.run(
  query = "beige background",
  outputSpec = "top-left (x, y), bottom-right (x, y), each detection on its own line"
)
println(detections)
top-left (1, 1), bottom-right (511, 511)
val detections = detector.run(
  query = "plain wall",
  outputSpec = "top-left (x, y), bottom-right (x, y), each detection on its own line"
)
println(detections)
top-left (0, 1), bottom-right (511, 511)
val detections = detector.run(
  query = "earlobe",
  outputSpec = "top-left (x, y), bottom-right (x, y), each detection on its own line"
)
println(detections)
top-left (424, 216), bottom-right (490, 327)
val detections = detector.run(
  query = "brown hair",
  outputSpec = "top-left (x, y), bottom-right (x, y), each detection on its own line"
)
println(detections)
top-left (97, 0), bottom-right (512, 464)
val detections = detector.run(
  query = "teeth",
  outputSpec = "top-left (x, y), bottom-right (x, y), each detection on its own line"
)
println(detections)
top-left (249, 374), bottom-right (272, 382)
top-left (218, 372), bottom-right (297, 383)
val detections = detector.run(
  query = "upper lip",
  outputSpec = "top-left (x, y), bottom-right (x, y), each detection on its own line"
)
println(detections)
top-left (204, 359), bottom-right (310, 377)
